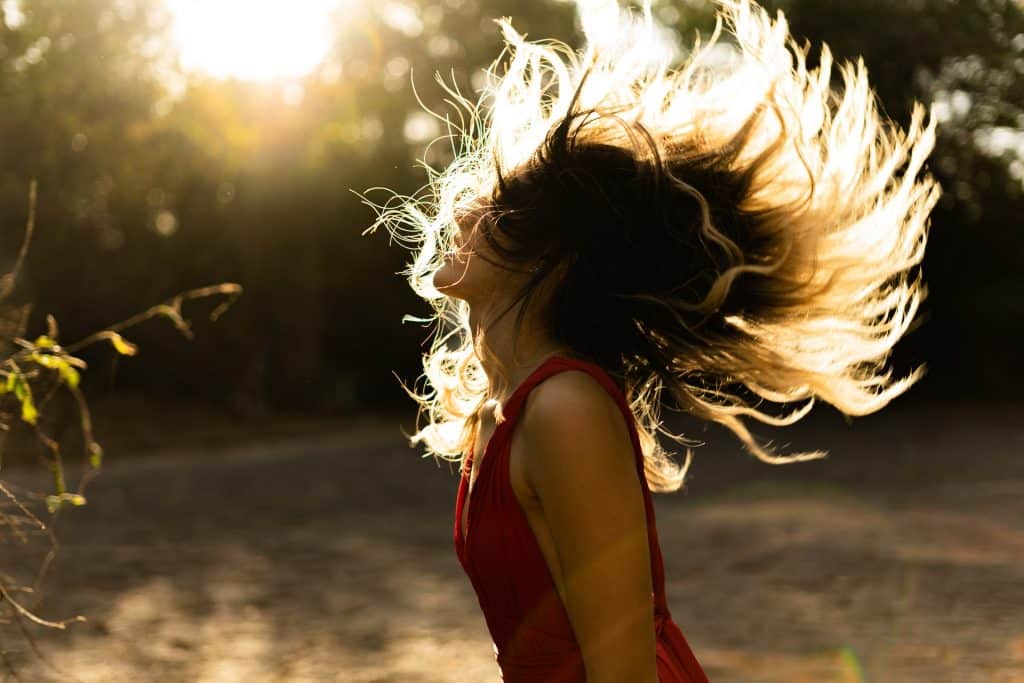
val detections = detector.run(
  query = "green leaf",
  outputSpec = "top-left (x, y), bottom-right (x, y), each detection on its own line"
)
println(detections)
top-left (29, 352), bottom-right (55, 368)
top-left (21, 396), bottom-right (38, 425)
top-left (45, 493), bottom-right (87, 514)
top-left (88, 441), bottom-right (104, 469)
top-left (57, 361), bottom-right (80, 388)
top-left (107, 332), bottom-right (138, 356)
top-left (28, 353), bottom-right (80, 388)
top-left (8, 372), bottom-right (38, 424)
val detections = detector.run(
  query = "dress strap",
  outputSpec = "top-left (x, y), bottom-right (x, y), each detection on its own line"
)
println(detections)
top-left (500, 355), bottom-right (672, 616)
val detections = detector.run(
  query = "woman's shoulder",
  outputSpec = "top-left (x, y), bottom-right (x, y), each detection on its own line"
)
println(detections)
top-left (523, 365), bottom-right (619, 421)
top-left (516, 367), bottom-right (636, 482)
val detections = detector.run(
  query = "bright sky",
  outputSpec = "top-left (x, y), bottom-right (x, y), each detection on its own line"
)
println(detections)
top-left (166, 0), bottom-right (342, 81)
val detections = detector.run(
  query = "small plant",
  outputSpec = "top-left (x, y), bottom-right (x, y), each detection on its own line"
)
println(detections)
top-left (0, 182), bottom-right (242, 676)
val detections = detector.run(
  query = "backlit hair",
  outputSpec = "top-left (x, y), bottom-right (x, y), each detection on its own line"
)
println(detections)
top-left (365, 0), bottom-right (940, 491)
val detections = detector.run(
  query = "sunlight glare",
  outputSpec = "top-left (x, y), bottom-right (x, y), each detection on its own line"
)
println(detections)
top-left (167, 0), bottom-right (342, 82)
top-left (1, 0), bottom-right (26, 30)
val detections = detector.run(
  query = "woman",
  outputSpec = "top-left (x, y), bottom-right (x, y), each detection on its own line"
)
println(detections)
top-left (367, 0), bottom-right (939, 680)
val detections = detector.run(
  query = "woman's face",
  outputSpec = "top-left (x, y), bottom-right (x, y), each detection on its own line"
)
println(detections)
top-left (433, 202), bottom-right (528, 306)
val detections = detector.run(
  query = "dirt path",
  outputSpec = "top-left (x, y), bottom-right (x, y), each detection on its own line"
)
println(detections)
top-left (4, 401), bottom-right (1023, 682)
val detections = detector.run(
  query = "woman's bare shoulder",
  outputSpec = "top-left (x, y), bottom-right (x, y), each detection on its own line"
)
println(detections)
top-left (513, 369), bottom-right (654, 676)
top-left (517, 369), bottom-right (635, 487)
top-left (520, 370), bottom-right (624, 431)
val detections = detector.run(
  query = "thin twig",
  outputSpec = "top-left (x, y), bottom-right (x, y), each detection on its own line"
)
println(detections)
top-left (63, 282), bottom-right (242, 354)
top-left (0, 486), bottom-right (44, 534)
top-left (0, 581), bottom-right (82, 630)
top-left (0, 182), bottom-right (37, 304)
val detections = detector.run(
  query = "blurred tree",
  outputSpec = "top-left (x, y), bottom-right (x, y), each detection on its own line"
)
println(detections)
top-left (0, 0), bottom-right (186, 358)
top-left (755, 0), bottom-right (1024, 393)
top-left (1, 0), bottom-right (1021, 415)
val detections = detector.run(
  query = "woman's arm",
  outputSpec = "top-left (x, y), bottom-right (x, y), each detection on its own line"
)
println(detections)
top-left (520, 370), bottom-right (658, 683)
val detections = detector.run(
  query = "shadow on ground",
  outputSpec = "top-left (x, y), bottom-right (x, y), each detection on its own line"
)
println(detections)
top-left (3, 399), bottom-right (1023, 682)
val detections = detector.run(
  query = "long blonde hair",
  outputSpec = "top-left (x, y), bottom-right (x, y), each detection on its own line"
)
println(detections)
top-left (364, 0), bottom-right (940, 491)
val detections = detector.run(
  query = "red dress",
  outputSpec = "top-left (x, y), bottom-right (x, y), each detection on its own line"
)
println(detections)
top-left (453, 355), bottom-right (709, 682)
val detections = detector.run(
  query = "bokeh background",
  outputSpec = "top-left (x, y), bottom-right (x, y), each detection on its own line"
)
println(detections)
top-left (0, 0), bottom-right (1022, 681)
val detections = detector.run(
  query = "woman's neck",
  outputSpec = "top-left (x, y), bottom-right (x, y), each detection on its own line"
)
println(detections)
top-left (468, 300), bottom-right (572, 403)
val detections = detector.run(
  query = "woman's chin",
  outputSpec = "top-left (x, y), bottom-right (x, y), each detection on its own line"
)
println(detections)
top-left (433, 262), bottom-right (470, 299)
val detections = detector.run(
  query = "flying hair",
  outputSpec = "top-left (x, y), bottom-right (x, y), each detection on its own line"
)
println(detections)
top-left (363, 0), bottom-right (941, 491)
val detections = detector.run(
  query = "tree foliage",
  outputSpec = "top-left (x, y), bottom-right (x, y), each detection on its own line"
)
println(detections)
top-left (754, 0), bottom-right (1024, 390)
top-left (1, 0), bottom-right (1020, 416)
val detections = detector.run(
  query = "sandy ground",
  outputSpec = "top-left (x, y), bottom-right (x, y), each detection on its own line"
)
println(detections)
top-left (2, 398), bottom-right (1023, 683)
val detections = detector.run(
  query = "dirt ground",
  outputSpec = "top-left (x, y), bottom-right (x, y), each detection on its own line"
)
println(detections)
top-left (2, 397), bottom-right (1023, 682)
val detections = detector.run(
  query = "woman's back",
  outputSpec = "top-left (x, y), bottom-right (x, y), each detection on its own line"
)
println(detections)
top-left (453, 355), bottom-right (709, 682)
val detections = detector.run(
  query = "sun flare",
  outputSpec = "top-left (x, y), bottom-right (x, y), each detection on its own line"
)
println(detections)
top-left (167, 0), bottom-right (342, 82)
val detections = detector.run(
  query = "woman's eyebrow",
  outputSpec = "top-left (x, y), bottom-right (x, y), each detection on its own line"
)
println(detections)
top-left (456, 202), bottom-right (491, 231)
